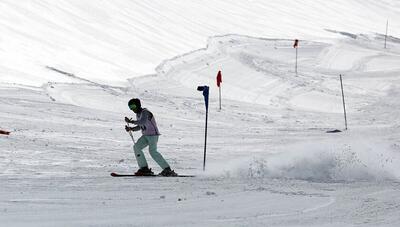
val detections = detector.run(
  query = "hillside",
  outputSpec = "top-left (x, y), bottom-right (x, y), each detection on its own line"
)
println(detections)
top-left (1, 1), bottom-right (400, 226)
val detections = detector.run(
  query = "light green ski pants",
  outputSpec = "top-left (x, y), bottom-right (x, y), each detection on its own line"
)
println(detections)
top-left (133, 135), bottom-right (170, 169)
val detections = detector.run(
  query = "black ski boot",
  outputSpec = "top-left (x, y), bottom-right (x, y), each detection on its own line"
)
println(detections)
top-left (159, 167), bottom-right (178, 177)
top-left (134, 167), bottom-right (154, 176)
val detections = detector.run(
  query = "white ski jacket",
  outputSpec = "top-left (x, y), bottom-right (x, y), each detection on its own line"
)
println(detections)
top-left (132, 108), bottom-right (160, 136)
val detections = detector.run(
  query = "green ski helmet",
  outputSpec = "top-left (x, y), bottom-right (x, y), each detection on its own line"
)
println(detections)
top-left (128, 98), bottom-right (141, 112)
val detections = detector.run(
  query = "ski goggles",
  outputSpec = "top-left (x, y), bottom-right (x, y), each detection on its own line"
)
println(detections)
top-left (129, 104), bottom-right (138, 111)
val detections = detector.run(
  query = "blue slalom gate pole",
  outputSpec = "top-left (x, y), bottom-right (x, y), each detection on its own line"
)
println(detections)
top-left (197, 85), bottom-right (209, 171)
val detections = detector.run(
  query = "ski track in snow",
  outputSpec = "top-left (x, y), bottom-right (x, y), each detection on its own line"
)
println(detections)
top-left (2, 1), bottom-right (400, 226)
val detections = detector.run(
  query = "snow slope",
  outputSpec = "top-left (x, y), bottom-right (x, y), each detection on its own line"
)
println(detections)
top-left (1, 0), bottom-right (400, 86)
top-left (1, 1), bottom-right (400, 226)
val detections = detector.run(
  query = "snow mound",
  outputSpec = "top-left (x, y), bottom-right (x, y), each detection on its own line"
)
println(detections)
top-left (210, 139), bottom-right (400, 182)
top-left (2, 1), bottom-right (400, 87)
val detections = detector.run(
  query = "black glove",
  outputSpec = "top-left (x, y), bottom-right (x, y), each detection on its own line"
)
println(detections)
top-left (125, 117), bottom-right (133, 123)
top-left (125, 125), bottom-right (132, 132)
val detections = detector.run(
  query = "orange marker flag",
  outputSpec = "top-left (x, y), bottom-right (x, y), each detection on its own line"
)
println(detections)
top-left (293, 39), bottom-right (299, 48)
top-left (0, 129), bottom-right (10, 135)
top-left (216, 71), bottom-right (222, 87)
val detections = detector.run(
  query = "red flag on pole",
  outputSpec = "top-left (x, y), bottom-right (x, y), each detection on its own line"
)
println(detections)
top-left (293, 39), bottom-right (299, 48)
top-left (0, 129), bottom-right (10, 135)
top-left (216, 71), bottom-right (222, 87)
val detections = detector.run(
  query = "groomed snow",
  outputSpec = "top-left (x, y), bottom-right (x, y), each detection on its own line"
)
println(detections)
top-left (1, 1), bottom-right (400, 226)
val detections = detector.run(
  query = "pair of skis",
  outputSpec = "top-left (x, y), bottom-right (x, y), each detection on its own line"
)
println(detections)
top-left (110, 172), bottom-right (194, 177)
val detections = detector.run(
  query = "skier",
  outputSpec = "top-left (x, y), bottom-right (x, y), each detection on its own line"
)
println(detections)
top-left (124, 98), bottom-right (177, 176)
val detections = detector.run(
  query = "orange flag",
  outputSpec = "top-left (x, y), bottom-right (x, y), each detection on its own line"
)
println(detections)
top-left (0, 129), bottom-right (10, 135)
top-left (293, 39), bottom-right (299, 48)
top-left (216, 71), bottom-right (222, 87)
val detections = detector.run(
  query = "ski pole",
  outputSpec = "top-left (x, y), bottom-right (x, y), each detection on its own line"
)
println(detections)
top-left (126, 123), bottom-right (136, 144)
